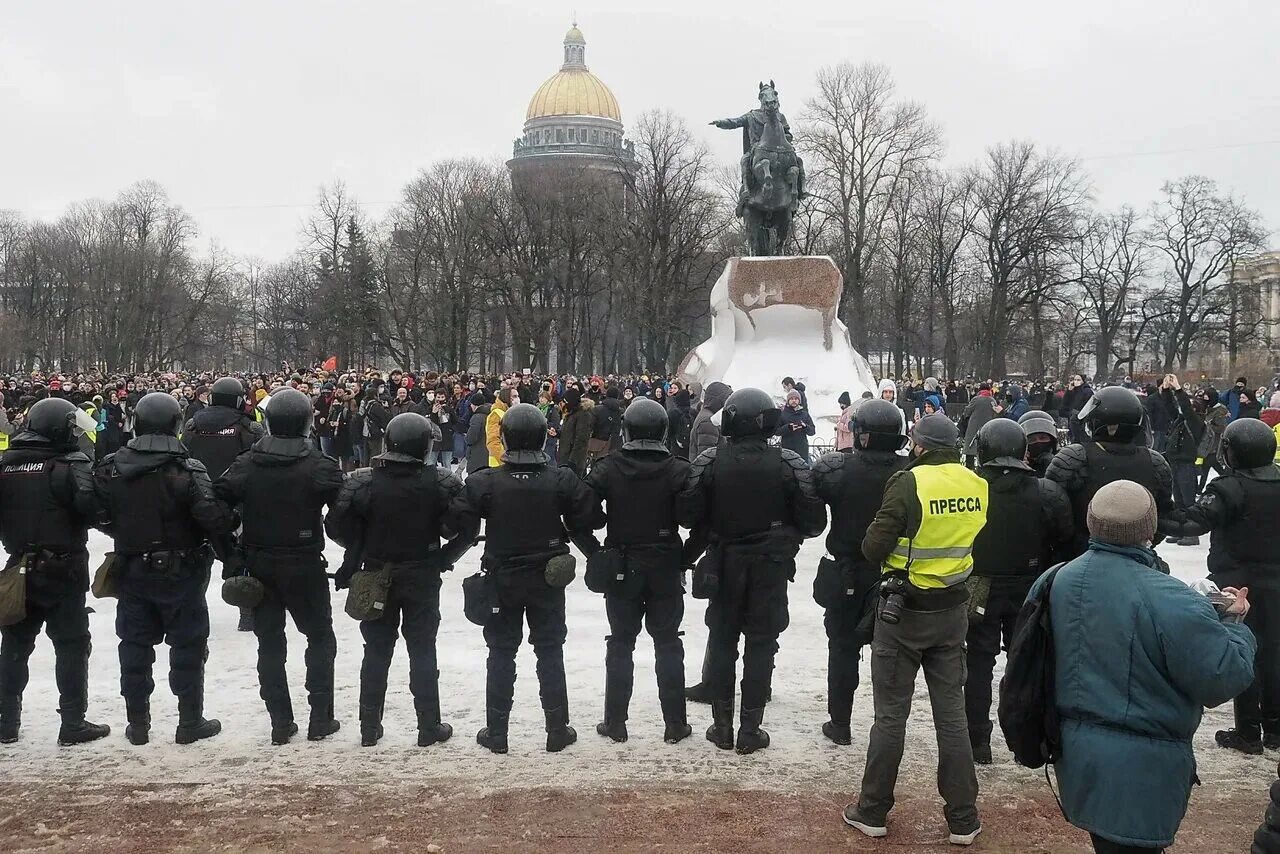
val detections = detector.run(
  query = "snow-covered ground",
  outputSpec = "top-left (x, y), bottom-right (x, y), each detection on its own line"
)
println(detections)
top-left (2, 528), bottom-right (1273, 803)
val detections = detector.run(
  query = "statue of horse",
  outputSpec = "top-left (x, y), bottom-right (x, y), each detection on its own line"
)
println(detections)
top-left (741, 82), bottom-right (801, 256)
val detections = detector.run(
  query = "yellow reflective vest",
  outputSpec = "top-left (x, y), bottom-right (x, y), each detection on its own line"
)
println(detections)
top-left (0, 431), bottom-right (8, 452)
top-left (883, 463), bottom-right (989, 589)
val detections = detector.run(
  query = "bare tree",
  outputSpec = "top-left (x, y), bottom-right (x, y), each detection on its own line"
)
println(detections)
top-left (1068, 208), bottom-right (1148, 379)
top-left (799, 62), bottom-right (941, 350)
top-left (968, 142), bottom-right (1087, 377)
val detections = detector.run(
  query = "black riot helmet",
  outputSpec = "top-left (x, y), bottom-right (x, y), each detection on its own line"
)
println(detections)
top-left (263, 388), bottom-right (312, 438)
top-left (383, 412), bottom-right (434, 461)
top-left (1018, 409), bottom-right (1057, 436)
top-left (1221, 417), bottom-right (1277, 470)
top-left (134, 392), bottom-right (183, 437)
top-left (721, 388), bottom-right (781, 439)
top-left (500, 403), bottom-right (550, 465)
top-left (853, 398), bottom-right (907, 452)
top-left (621, 398), bottom-right (670, 453)
top-left (1078, 387), bottom-right (1144, 443)
top-left (210, 376), bottom-right (245, 410)
top-left (24, 397), bottom-right (81, 447)
top-left (977, 418), bottom-right (1029, 468)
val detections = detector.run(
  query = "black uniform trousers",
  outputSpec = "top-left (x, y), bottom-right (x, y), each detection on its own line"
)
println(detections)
top-left (603, 552), bottom-right (685, 723)
top-left (963, 577), bottom-right (1031, 746)
top-left (249, 552), bottom-right (336, 723)
top-left (1236, 587), bottom-right (1280, 738)
top-left (116, 557), bottom-right (212, 705)
top-left (359, 567), bottom-right (443, 719)
top-left (824, 594), bottom-right (864, 728)
top-left (706, 548), bottom-right (792, 712)
top-left (484, 567), bottom-right (568, 720)
top-left (0, 555), bottom-right (91, 717)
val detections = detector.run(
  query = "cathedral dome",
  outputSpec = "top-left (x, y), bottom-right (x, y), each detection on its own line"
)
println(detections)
top-left (524, 23), bottom-right (621, 122)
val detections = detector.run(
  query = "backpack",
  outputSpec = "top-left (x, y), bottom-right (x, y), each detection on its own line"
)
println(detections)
top-left (997, 563), bottom-right (1064, 769)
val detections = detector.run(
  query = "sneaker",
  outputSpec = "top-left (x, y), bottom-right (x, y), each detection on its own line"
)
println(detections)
top-left (842, 804), bottom-right (887, 838)
top-left (1217, 729), bottom-right (1264, 755)
top-left (971, 742), bottom-right (992, 765)
top-left (949, 822), bottom-right (982, 846)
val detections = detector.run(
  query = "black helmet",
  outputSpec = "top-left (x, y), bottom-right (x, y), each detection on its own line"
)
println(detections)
top-left (621, 398), bottom-right (669, 452)
top-left (977, 418), bottom-right (1029, 468)
top-left (721, 388), bottom-right (781, 439)
top-left (1079, 387), bottom-right (1144, 442)
top-left (264, 388), bottom-right (311, 438)
top-left (1221, 418), bottom-right (1277, 470)
top-left (134, 392), bottom-right (183, 437)
top-left (25, 397), bottom-right (80, 446)
top-left (383, 412), bottom-right (434, 461)
top-left (211, 376), bottom-right (245, 410)
top-left (853, 398), bottom-right (907, 451)
top-left (221, 574), bottom-right (265, 608)
top-left (500, 403), bottom-right (550, 464)
top-left (1018, 410), bottom-right (1057, 436)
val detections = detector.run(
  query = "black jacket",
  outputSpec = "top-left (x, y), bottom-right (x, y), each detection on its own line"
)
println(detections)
top-left (0, 434), bottom-right (105, 555)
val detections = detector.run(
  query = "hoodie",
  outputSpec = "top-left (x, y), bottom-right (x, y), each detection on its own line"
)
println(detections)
top-left (877, 379), bottom-right (909, 438)
top-left (691, 381), bottom-right (731, 461)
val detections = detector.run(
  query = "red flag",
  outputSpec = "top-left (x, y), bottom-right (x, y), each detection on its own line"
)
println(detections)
top-left (322, 356), bottom-right (338, 372)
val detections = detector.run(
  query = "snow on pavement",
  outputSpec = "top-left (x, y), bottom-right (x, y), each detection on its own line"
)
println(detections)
top-left (2, 529), bottom-right (1273, 802)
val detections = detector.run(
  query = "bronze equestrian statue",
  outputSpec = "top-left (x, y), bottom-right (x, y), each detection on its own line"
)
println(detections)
top-left (711, 81), bottom-right (806, 257)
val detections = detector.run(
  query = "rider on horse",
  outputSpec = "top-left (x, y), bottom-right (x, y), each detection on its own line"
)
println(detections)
top-left (712, 81), bottom-right (806, 219)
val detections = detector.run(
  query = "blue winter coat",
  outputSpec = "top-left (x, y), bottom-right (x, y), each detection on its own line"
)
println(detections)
top-left (1220, 388), bottom-right (1243, 420)
top-left (1030, 541), bottom-right (1255, 848)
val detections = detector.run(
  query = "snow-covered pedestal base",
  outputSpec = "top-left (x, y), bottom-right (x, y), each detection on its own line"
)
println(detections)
top-left (678, 256), bottom-right (877, 428)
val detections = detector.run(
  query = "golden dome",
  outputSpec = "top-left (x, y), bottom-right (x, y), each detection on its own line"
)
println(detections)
top-left (565, 25), bottom-right (585, 44)
top-left (526, 69), bottom-right (621, 122)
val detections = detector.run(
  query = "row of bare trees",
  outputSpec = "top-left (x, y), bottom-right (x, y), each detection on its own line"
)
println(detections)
top-left (0, 64), bottom-right (1269, 380)
top-left (796, 62), bottom-right (1270, 381)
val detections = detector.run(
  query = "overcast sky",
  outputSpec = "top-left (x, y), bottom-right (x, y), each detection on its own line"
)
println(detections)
top-left (3, 0), bottom-right (1277, 261)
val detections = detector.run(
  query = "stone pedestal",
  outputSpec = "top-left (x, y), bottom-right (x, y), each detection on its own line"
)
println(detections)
top-left (678, 256), bottom-right (877, 428)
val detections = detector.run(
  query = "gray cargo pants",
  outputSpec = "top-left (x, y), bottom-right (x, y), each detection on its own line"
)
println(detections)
top-left (857, 601), bottom-right (979, 829)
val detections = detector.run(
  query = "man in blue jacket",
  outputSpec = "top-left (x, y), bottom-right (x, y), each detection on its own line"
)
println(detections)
top-left (1033, 479), bottom-right (1255, 853)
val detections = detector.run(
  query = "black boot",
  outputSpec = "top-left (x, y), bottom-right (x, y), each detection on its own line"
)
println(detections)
top-left (268, 700), bottom-right (296, 745)
top-left (477, 707), bottom-right (509, 754)
top-left (416, 706), bottom-right (453, 747)
top-left (822, 721), bottom-right (852, 746)
top-left (685, 642), bottom-right (714, 704)
top-left (237, 607), bottom-right (254, 633)
top-left (307, 694), bottom-right (340, 742)
top-left (706, 701), bottom-right (735, 750)
top-left (174, 694), bottom-right (221, 745)
top-left (545, 706), bottom-right (577, 753)
top-left (0, 695), bottom-right (20, 745)
top-left (359, 704), bottom-right (384, 747)
top-left (598, 653), bottom-right (631, 743)
top-left (735, 707), bottom-right (770, 754)
top-left (596, 720), bottom-right (628, 742)
top-left (125, 698), bottom-right (150, 746)
top-left (660, 692), bottom-right (691, 744)
top-left (57, 708), bottom-right (110, 746)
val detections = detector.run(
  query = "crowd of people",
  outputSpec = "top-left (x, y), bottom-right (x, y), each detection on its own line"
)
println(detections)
top-left (2, 360), bottom-right (1280, 853)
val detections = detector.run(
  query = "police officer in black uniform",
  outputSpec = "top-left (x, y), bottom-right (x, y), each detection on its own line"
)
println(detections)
top-left (184, 376), bottom-right (263, 633)
top-left (96, 392), bottom-right (236, 745)
top-left (810, 399), bottom-right (908, 746)
top-left (1017, 410), bottom-right (1059, 477)
top-left (677, 388), bottom-right (826, 754)
top-left (0, 398), bottom-right (110, 745)
top-left (584, 398), bottom-right (693, 744)
top-left (326, 412), bottom-right (466, 748)
top-left (447, 403), bottom-right (597, 754)
top-left (964, 418), bottom-right (1073, 763)
top-left (1046, 386), bottom-right (1174, 560)
top-left (1159, 418), bottom-right (1280, 755)
top-left (216, 388), bottom-right (345, 745)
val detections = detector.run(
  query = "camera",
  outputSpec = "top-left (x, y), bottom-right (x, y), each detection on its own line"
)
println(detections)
top-left (880, 571), bottom-right (909, 624)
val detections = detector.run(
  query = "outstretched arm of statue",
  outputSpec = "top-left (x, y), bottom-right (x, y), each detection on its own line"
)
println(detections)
top-left (711, 115), bottom-right (747, 129)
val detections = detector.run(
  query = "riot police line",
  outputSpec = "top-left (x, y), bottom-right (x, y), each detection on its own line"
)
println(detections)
top-left (0, 380), bottom-right (1276, 839)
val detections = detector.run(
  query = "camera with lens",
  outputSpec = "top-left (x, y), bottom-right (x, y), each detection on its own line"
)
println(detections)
top-left (880, 571), bottom-right (910, 624)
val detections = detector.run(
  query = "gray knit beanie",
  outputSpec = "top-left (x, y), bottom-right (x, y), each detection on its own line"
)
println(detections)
top-left (1087, 480), bottom-right (1157, 547)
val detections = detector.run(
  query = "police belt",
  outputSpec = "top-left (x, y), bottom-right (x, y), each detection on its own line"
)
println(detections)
top-left (364, 555), bottom-right (436, 574)
top-left (124, 545), bottom-right (212, 575)
top-left (9, 547), bottom-right (86, 574)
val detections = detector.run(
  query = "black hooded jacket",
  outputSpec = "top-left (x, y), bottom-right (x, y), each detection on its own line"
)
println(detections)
top-left (0, 432), bottom-right (105, 555)
top-left (585, 448), bottom-right (690, 550)
top-left (183, 404), bottom-right (262, 480)
top-left (94, 434), bottom-right (236, 556)
top-left (216, 435), bottom-right (344, 552)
